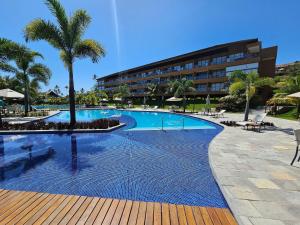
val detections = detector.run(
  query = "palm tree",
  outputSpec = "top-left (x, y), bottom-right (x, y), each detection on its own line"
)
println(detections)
top-left (0, 38), bottom-right (24, 72)
top-left (11, 49), bottom-right (51, 116)
top-left (53, 85), bottom-right (61, 96)
top-left (271, 64), bottom-right (300, 116)
top-left (229, 71), bottom-right (274, 121)
top-left (169, 78), bottom-right (196, 112)
top-left (24, 0), bottom-right (105, 126)
top-left (113, 84), bottom-right (130, 104)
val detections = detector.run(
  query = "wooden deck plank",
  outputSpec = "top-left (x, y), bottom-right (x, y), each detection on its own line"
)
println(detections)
top-left (0, 192), bottom-right (42, 223)
top-left (199, 207), bottom-right (213, 225)
top-left (2, 193), bottom-right (49, 225)
top-left (153, 202), bottom-right (162, 225)
top-left (222, 209), bottom-right (238, 225)
top-left (0, 189), bottom-right (237, 225)
top-left (31, 194), bottom-right (68, 225)
top-left (46, 195), bottom-right (81, 224)
top-left (0, 191), bottom-right (29, 212)
top-left (176, 205), bottom-right (188, 225)
top-left (169, 204), bottom-right (179, 225)
top-left (0, 192), bottom-right (36, 219)
top-left (110, 199), bottom-right (127, 225)
top-left (145, 202), bottom-right (154, 225)
top-left (214, 208), bottom-right (231, 225)
top-left (57, 196), bottom-right (87, 224)
top-left (76, 198), bottom-right (100, 225)
top-left (84, 198), bottom-right (106, 225)
top-left (0, 189), bottom-right (9, 198)
top-left (0, 190), bottom-right (26, 209)
top-left (119, 200), bottom-right (133, 225)
top-left (162, 203), bottom-right (170, 225)
top-left (184, 205), bottom-right (197, 225)
top-left (67, 197), bottom-right (93, 225)
top-left (127, 200), bottom-right (140, 225)
top-left (206, 207), bottom-right (222, 225)
top-left (101, 198), bottom-right (120, 225)
top-left (39, 195), bottom-right (77, 225)
top-left (18, 194), bottom-right (62, 225)
top-left (136, 201), bottom-right (147, 225)
top-left (93, 198), bottom-right (113, 224)
top-left (191, 207), bottom-right (205, 225)
top-left (6, 193), bottom-right (53, 225)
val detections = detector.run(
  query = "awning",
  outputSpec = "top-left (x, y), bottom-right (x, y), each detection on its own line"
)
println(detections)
top-left (0, 89), bottom-right (24, 99)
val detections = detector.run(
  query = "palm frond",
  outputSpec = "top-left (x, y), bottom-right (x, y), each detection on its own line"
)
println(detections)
top-left (0, 62), bottom-right (17, 73)
top-left (27, 63), bottom-right (52, 85)
top-left (24, 19), bottom-right (65, 49)
top-left (74, 39), bottom-right (105, 62)
top-left (69, 10), bottom-right (91, 46)
top-left (229, 81), bottom-right (245, 95)
top-left (45, 0), bottom-right (70, 44)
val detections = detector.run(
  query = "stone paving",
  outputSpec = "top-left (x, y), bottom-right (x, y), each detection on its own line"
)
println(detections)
top-left (198, 113), bottom-right (300, 225)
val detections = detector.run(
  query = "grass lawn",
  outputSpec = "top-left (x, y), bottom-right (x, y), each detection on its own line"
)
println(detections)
top-left (272, 108), bottom-right (299, 121)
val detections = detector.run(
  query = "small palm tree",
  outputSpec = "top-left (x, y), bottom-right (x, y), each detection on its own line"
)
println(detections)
top-left (12, 49), bottom-right (51, 116)
top-left (113, 84), bottom-right (130, 105)
top-left (169, 78), bottom-right (196, 112)
top-left (229, 71), bottom-right (274, 121)
top-left (24, 0), bottom-right (105, 126)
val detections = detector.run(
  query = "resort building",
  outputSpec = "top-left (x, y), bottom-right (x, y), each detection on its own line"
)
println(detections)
top-left (97, 39), bottom-right (277, 98)
top-left (276, 61), bottom-right (300, 76)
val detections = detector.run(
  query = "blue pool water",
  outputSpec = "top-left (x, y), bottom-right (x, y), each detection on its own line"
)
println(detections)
top-left (47, 109), bottom-right (216, 130)
top-left (0, 111), bottom-right (227, 207)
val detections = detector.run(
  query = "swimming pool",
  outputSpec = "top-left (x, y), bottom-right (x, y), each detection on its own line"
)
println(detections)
top-left (0, 111), bottom-right (227, 207)
top-left (46, 109), bottom-right (217, 130)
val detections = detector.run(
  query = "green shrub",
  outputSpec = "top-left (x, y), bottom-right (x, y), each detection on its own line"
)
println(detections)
top-left (217, 95), bottom-right (246, 112)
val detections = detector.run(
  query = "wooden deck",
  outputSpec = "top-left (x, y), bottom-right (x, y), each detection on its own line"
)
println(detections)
top-left (0, 189), bottom-right (237, 225)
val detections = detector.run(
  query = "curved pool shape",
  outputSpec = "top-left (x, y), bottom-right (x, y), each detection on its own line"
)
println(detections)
top-left (0, 111), bottom-right (227, 207)
top-left (46, 109), bottom-right (216, 130)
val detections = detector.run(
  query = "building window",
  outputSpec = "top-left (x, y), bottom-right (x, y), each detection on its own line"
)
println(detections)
top-left (211, 56), bottom-right (227, 65)
top-left (196, 84), bottom-right (207, 92)
top-left (195, 72), bottom-right (208, 80)
top-left (227, 52), bottom-right (245, 62)
top-left (185, 63), bottom-right (193, 70)
top-left (195, 59), bottom-right (209, 68)
top-left (211, 83), bottom-right (227, 91)
top-left (226, 63), bottom-right (259, 76)
top-left (211, 69), bottom-right (226, 78)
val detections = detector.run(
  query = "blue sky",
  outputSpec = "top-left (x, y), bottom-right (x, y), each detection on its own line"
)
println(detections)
top-left (1, 0), bottom-right (299, 94)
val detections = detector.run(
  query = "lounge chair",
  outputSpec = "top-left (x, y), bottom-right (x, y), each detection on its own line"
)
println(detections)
top-left (153, 106), bottom-right (158, 110)
top-left (291, 129), bottom-right (300, 166)
top-left (236, 113), bottom-right (267, 132)
top-left (212, 110), bottom-right (226, 118)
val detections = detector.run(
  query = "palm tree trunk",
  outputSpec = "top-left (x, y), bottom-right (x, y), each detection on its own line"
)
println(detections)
top-left (24, 77), bottom-right (29, 116)
top-left (244, 95), bottom-right (250, 121)
top-left (161, 95), bottom-right (164, 108)
top-left (68, 64), bottom-right (76, 127)
top-left (183, 95), bottom-right (186, 113)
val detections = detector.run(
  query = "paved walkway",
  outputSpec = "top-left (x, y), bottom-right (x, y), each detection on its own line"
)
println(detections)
top-left (199, 113), bottom-right (300, 225)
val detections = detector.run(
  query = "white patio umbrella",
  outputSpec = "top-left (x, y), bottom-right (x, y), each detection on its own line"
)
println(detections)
top-left (101, 98), bottom-right (108, 102)
top-left (113, 97), bottom-right (122, 101)
top-left (288, 92), bottom-right (300, 98)
top-left (166, 97), bottom-right (183, 102)
top-left (0, 89), bottom-right (24, 99)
